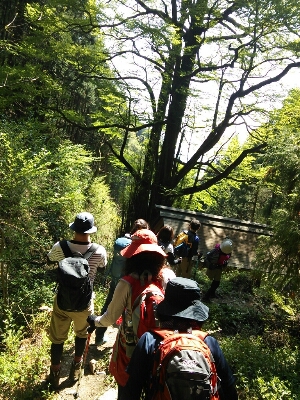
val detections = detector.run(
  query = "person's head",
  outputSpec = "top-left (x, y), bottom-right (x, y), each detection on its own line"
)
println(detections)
top-left (189, 218), bottom-right (201, 232)
top-left (220, 238), bottom-right (233, 254)
top-left (156, 277), bottom-right (209, 330)
top-left (157, 225), bottom-right (174, 243)
top-left (130, 219), bottom-right (149, 235)
top-left (69, 212), bottom-right (97, 234)
top-left (121, 229), bottom-right (167, 277)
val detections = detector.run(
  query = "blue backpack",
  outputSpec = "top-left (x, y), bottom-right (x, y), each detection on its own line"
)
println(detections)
top-left (109, 235), bottom-right (132, 279)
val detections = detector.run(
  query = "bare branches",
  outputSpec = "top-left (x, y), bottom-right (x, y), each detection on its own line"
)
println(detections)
top-left (179, 143), bottom-right (267, 196)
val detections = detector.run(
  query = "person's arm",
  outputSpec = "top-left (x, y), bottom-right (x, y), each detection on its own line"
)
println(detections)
top-left (47, 242), bottom-right (64, 263)
top-left (189, 233), bottom-right (200, 258)
top-left (94, 279), bottom-right (131, 327)
top-left (204, 336), bottom-right (238, 400)
top-left (120, 332), bottom-right (158, 400)
top-left (166, 252), bottom-right (182, 265)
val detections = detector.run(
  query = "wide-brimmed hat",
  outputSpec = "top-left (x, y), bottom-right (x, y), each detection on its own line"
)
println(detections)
top-left (120, 229), bottom-right (167, 258)
top-left (156, 277), bottom-right (209, 322)
top-left (69, 212), bottom-right (97, 234)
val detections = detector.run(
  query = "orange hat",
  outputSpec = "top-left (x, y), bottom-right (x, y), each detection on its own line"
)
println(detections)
top-left (120, 229), bottom-right (167, 258)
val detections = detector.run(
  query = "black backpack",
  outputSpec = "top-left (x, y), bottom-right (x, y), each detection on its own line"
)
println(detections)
top-left (204, 247), bottom-right (220, 270)
top-left (56, 240), bottom-right (99, 311)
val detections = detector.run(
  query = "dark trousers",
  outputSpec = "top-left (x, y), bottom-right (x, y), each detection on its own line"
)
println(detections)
top-left (203, 279), bottom-right (220, 300)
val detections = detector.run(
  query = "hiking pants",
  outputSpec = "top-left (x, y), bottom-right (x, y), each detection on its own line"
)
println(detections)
top-left (49, 295), bottom-right (94, 343)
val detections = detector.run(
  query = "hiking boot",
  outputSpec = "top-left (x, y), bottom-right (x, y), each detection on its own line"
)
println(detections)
top-left (46, 368), bottom-right (60, 390)
top-left (69, 360), bottom-right (83, 382)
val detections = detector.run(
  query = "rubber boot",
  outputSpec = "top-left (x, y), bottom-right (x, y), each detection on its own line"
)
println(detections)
top-left (46, 367), bottom-right (60, 390)
top-left (69, 360), bottom-right (83, 382)
top-left (203, 280), bottom-right (220, 301)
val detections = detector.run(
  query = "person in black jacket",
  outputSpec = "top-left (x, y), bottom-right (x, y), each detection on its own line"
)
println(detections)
top-left (119, 277), bottom-right (238, 400)
top-left (174, 219), bottom-right (201, 278)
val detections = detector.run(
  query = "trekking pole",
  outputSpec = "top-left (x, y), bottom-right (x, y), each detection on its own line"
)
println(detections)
top-left (73, 332), bottom-right (92, 399)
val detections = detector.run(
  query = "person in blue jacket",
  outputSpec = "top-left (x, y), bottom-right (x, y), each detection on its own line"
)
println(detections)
top-left (119, 277), bottom-right (238, 400)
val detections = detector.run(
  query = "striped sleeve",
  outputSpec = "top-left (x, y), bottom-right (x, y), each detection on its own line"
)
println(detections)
top-left (47, 242), bottom-right (65, 262)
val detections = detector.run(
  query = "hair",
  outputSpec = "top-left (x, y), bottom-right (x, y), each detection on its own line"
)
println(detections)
top-left (157, 315), bottom-right (204, 331)
top-left (157, 225), bottom-right (174, 243)
top-left (130, 219), bottom-right (149, 235)
top-left (124, 251), bottom-right (166, 278)
top-left (190, 219), bottom-right (201, 231)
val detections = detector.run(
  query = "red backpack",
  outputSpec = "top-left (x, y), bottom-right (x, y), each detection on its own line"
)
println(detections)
top-left (109, 275), bottom-right (165, 386)
top-left (150, 329), bottom-right (220, 400)
top-left (122, 275), bottom-right (165, 340)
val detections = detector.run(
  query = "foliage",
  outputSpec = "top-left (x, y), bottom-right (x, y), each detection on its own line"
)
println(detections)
top-left (0, 121), bottom-right (119, 333)
top-left (174, 137), bottom-right (271, 223)
top-left (253, 89), bottom-right (300, 289)
top-left (0, 310), bottom-right (51, 400)
top-left (0, 0), bottom-right (132, 224)
top-left (82, 0), bottom-right (300, 226)
top-left (3, 0), bottom-right (300, 229)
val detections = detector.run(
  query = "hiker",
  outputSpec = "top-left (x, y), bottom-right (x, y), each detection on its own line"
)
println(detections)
top-left (120, 277), bottom-right (238, 400)
top-left (174, 218), bottom-right (201, 278)
top-left (157, 224), bottom-right (182, 268)
top-left (86, 229), bottom-right (174, 397)
top-left (202, 238), bottom-right (233, 301)
top-left (95, 218), bottom-right (149, 346)
top-left (46, 212), bottom-right (107, 390)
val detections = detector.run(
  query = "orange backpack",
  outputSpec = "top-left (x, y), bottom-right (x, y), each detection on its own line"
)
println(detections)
top-left (150, 329), bottom-right (220, 400)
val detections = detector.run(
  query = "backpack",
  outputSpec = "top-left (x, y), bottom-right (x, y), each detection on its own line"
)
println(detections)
top-left (109, 276), bottom-right (165, 386)
top-left (204, 248), bottom-right (221, 270)
top-left (122, 275), bottom-right (165, 340)
top-left (56, 240), bottom-right (99, 312)
top-left (109, 236), bottom-right (131, 279)
top-left (150, 329), bottom-right (220, 400)
top-left (173, 230), bottom-right (192, 257)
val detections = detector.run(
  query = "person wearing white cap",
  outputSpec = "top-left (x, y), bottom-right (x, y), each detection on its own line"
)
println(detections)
top-left (46, 212), bottom-right (107, 390)
top-left (202, 238), bottom-right (233, 301)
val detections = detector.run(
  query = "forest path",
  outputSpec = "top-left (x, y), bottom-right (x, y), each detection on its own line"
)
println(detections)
top-left (49, 326), bottom-right (118, 400)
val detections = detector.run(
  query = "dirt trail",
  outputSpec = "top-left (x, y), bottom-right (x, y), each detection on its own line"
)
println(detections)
top-left (50, 326), bottom-right (118, 400)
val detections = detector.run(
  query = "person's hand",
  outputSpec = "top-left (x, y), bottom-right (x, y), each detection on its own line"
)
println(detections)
top-left (87, 315), bottom-right (97, 333)
top-left (198, 252), bottom-right (203, 259)
top-left (177, 257), bottom-right (182, 264)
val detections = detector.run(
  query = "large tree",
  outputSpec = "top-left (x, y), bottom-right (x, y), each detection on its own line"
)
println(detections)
top-left (85, 0), bottom-right (300, 226)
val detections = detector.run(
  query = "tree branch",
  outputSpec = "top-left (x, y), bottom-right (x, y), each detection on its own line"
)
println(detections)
top-left (179, 143), bottom-right (267, 196)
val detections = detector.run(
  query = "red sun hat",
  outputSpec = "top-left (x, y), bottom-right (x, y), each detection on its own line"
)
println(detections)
top-left (120, 229), bottom-right (167, 258)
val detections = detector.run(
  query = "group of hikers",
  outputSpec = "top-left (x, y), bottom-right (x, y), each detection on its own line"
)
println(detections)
top-left (46, 211), bottom-right (237, 399)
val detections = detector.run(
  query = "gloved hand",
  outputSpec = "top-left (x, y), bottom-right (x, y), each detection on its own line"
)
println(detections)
top-left (87, 315), bottom-right (97, 333)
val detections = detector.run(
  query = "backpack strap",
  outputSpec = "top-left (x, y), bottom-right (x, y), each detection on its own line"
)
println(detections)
top-left (83, 243), bottom-right (100, 260)
top-left (59, 240), bottom-right (73, 258)
top-left (60, 240), bottom-right (99, 260)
